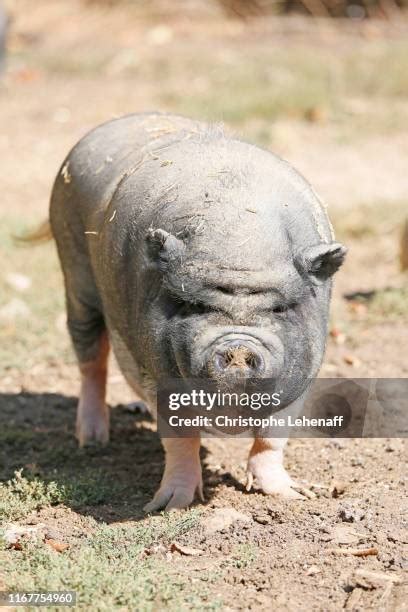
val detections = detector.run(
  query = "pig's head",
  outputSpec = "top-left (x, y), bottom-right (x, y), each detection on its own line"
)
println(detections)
top-left (144, 214), bottom-right (345, 405)
top-left (138, 140), bottom-right (347, 405)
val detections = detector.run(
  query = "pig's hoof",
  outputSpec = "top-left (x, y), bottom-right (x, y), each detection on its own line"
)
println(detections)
top-left (144, 475), bottom-right (204, 512)
top-left (76, 408), bottom-right (110, 447)
top-left (246, 460), bottom-right (315, 500)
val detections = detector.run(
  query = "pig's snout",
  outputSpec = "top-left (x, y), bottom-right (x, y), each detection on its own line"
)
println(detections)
top-left (189, 327), bottom-right (285, 379)
top-left (211, 338), bottom-right (265, 378)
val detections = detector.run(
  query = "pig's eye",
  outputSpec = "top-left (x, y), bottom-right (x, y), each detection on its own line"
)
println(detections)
top-left (272, 303), bottom-right (297, 314)
top-left (177, 300), bottom-right (212, 317)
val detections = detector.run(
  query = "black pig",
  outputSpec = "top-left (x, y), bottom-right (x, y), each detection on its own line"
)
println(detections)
top-left (49, 113), bottom-right (346, 510)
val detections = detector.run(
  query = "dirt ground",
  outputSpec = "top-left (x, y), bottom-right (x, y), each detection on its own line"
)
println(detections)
top-left (0, 1), bottom-right (407, 610)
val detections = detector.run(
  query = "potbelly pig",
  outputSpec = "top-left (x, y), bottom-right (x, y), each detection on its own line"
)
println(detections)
top-left (49, 112), bottom-right (347, 511)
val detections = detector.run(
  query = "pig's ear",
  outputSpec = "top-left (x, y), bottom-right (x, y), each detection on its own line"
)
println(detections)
top-left (146, 228), bottom-right (185, 268)
top-left (298, 242), bottom-right (347, 281)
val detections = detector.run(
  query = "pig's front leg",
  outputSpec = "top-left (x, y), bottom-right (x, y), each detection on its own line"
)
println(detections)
top-left (144, 437), bottom-right (203, 512)
top-left (246, 438), bottom-right (314, 500)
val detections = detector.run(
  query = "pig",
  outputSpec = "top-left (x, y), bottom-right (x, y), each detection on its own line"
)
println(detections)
top-left (48, 112), bottom-right (346, 511)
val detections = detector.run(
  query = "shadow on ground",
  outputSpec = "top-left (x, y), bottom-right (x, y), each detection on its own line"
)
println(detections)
top-left (0, 392), bottom-right (227, 522)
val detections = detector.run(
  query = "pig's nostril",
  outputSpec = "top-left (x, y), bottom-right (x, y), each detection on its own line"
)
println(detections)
top-left (213, 342), bottom-right (264, 375)
top-left (225, 346), bottom-right (255, 368)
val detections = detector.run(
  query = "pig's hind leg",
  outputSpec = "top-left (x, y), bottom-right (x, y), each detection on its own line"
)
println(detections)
top-left (65, 288), bottom-right (110, 446)
top-left (65, 282), bottom-right (110, 446)
top-left (74, 327), bottom-right (110, 447)
top-left (52, 220), bottom-right (110, 446)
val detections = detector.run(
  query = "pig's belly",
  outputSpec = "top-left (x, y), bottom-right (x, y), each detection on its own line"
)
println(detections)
top-left (108, 328), bottom-right (155, 410)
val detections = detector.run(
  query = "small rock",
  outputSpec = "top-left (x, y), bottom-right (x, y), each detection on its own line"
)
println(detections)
top-left (141, 543), bottom-right (167, 558)
top-left (350, 457), bottom-right (364, 467)
top-left (203, 508), bottom-right (251, 534)
top-left (44, 528), bottom-right (61, 541)
top-left (330, 480), bottom-right (348, 498)
top-left (330, 524), bottom-right (362, 545)
top-left (386, 528), bottom-right (408, 544)
top-left (266, 507), bottom-right (283, 521)
top-left (351, 568), bottom-right (403, 589)
top-left (339, 505), bottom-right (365, 523)
top-left (3, 523), bottom-right (47, 548)
top-left (306, 565), bottom-right (321, 576)
top-left (327, 439), bottom-right (346, 449)
top-left (124, 400), bottom-right (148, 413)
top-left (253, 514), bottom-right (271, 525)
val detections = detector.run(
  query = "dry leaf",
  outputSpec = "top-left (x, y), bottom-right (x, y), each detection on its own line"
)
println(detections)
top-left (305, 106), bottom-right (327, 123)
top-left (46, 539), bottom-right (69, 553)
top-left (329, 547), bottom-right (378, 557)
top-left (170, 541), bottom-right (203, 556)
top-left (348, 302), bottom-right (368, 317)
top-left (343, 354), bottom-right (361, 367)
top-left (330, 328), bottom-right (346, 344)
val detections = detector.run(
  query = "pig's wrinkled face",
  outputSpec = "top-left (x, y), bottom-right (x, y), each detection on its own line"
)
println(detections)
top-left (144, 224), bottom-right (346, 405)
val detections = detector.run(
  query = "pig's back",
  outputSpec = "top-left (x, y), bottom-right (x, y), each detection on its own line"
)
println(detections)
top-left (51, 112), bottom-right (331, 245)
top-left (50, 112), bottom-right (205, 228)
